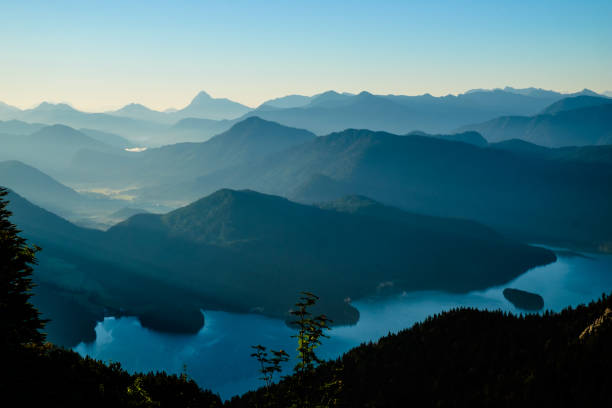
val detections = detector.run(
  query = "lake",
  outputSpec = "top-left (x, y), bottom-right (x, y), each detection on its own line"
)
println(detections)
top-left (75, 247), bottom-right (612, 399)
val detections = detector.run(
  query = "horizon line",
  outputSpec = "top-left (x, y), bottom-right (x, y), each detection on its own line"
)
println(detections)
top-left (2, 85), bottom-right (610, 113)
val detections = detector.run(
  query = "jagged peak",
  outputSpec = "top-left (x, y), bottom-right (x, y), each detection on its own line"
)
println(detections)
top-left (190, 90), bottom-right (212, 103)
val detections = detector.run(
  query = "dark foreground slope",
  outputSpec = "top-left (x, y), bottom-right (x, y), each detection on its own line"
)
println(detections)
top-left (229, 294), bottom-right (612, 407)
top-left (3, 344), bottom-right (222, 408)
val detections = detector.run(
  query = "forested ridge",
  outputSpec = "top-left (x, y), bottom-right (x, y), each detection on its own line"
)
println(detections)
top-left (229, 295), bottom-right (612, 407)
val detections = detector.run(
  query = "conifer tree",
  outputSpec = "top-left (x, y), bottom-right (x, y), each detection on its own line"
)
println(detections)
top-left (0, 188), bottom-right (46, 349)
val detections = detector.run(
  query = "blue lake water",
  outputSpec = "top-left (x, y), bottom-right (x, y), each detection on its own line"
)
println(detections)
top-left (75, 248), bottom-right (612, 400)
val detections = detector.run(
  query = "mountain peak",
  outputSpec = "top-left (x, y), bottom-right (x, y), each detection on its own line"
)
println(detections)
top-left (116, 103), bottom-right (153, 113)
top-left (31, 124), bottom-right (83, 139)
top-left (30, 124), bottom-right (105, 147)
top-left (191, 90), bottom-right (212, 103)
top-left (35, 102), bottom-right (76, 112)
top-left (224, 116), bottom-right (315, 138)
top-left (177, 90), bottom-right (251, 120)
top-left (579, 88), bottom-right (599, 96)
top-left (317, 90), bottom-right (341, 97)
top-left (164, 188), bottom-right (292, 230)
top-left (126, 103), bottom-right (147, 109)
top-left (309, 90), bottom-right (354, 107)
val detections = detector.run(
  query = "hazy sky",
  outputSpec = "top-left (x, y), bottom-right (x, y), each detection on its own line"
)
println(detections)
top-left (1, 0), bottom-right (611, 111)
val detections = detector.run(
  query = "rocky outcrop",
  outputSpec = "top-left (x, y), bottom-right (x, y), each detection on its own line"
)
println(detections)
top-left (579, 308), bottom-right (612, 342)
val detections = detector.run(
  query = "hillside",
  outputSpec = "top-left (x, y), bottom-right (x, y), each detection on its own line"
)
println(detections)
top-left (490, 140), bottom-right (612, 166)
top-left (179, 129), bottom-right (612, 251)
top-left (4, 190), bottom-right (209, 346)
top-left (0, 102), bottom-right (161, 141)
top-left (79, 128), bottom-right (133, 148)
top-left (0, 160), bottom-right (83, 214)
top-left (0, 124), bottom-right (121, 174)
top-left (318, 195), bottom-right (498, 239)
top-left (157, 117), bottom-right (234, 144)
top-left (229, 294), bottom-right (612, 407)
top-left (71, 117), bottom-right (315, 184)
top-left (0, 119), bottom-right (45, 135)
top-left (540, 95), bottom-right (612, 115)
top-left (30, 124), bottom-right (107, 147)
top-left (104, 189), bottom-right (554, 325)
top-left (1, 189), bottom-right (222, 408)
top-left (461, 101), bottom-right (612, 146)
top-left (406, 130), bottom-right (488, 146)
top-left (3, 187), bottom-right (553, 346)
top-left (0, 160), bottom-right (126, 221)
top-left (146, 116), bottom-right (315, 175)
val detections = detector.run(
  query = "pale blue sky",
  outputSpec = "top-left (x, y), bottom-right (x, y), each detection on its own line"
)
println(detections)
top-left (1, 0), bottom-right (611, 111)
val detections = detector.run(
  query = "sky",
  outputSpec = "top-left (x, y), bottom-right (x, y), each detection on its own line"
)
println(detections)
top-left (1, 0), bottom-right (611, 111)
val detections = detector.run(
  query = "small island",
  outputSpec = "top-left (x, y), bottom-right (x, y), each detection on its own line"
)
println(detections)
top-left (503, 288), bottom-right (544, 311)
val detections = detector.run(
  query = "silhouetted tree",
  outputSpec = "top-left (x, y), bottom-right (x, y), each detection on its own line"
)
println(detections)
top-left (289, 291), bottom-right (332, 407)
top-left (251, 345), bottom-right (289, 390)
top-left (290, 292), bottom-right (332, 378)
top-left (0, 187), bottom-right (46, 349)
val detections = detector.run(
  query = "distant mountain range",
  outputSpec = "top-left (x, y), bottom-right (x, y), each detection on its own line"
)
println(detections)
top-left (65, 113), bottom-right (612, 250)
top-left (125, 118), bottom-right (610, 251)
top-left (0, 119), bottom-right (131, 148)
top-left (460, 96), bottom-right (612, 146)
top-left (8, 112), bottom-right (610, 252)
top-left (242, 88), bottom-right (604, 135)
top-left (0, 124), bottom-right (113, 171)
top-left (71, 116), bottom-right (315, 185)
top-left (0, 91), bottom-right (252, 145)
top-left (110, 91), bottom-right (252, 123)
top-left (259, 94), bottom-right (314, 109)
top-left (0, 123), bottom-right (128, 176)
top-left (0, 102), bottom-right (162, 141)
top-left (0, 119), bottom-right (46, 135)
top-left (1, 87), bottom-right (605, 146)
